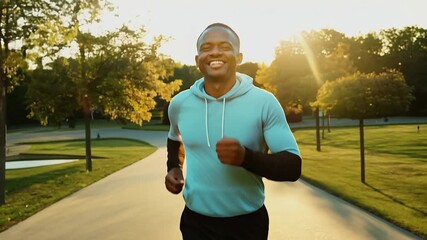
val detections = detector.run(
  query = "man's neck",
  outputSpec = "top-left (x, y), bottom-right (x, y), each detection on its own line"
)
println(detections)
top-left (204, 77), bottom-right (236, 98)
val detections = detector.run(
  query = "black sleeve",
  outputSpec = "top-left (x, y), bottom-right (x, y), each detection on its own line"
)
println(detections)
top-left (241, 147), bottom-right (302, 182)
top-left (167, 138), bottom-right (182, 172)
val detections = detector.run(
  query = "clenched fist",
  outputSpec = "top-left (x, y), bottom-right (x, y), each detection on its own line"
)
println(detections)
top-left (216, 138), bottom-right (246, 166)
top-left (165, 168), bottom-right (184, 194)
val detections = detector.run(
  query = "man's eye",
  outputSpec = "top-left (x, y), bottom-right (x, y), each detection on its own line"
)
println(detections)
top-left (220, 45), bottom-right (232, 51)
top-left (200, 46), bottom-right (211, 52)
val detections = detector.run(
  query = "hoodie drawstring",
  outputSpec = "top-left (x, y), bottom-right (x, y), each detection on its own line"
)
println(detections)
top-left (205, 98), bottom-right (211, 147)
top-left (221, 98), bottom-right (226, 138)
top-left (204, 98), bottom-right (226, 148)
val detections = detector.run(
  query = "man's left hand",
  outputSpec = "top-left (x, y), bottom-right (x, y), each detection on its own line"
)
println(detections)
top-left (216, 138), bottom-right (245, 166)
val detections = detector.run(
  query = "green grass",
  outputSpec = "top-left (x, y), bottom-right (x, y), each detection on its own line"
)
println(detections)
top-left (294, 124), bottom-right (427, 238)
top-left (1, 138), bottom-right (156, 232)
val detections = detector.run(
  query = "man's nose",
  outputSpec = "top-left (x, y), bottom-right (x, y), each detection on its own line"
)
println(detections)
top-left (209, 46), bottom-right (223, 55)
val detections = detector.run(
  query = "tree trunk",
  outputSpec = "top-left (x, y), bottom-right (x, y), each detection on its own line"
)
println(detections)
top-left (315, 107), bottom-right (321, 152)
top-left (0, 72), bottom-right (6, 204)
top-left (322, 111), bottom-right (325, 139)
top-left (359, 118), bottom-right (365, 183)
top-left (83, 96), bottom-right (92, 172)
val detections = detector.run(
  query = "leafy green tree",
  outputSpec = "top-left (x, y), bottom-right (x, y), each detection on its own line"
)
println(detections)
top-left (380, 26), bottom-right (427, 115)
top-left (258, 40), bottom-right (312, 111)
top-left (5, 66), bottom-right (34, 125)
top-left (237, 62), bottom-right (268, 88)
top-left (299, 29), bottom-right (348, 59)
top-left (237, 62), bottom-right (258, 79)
top-left (0, 0), bottom-right (106, 204)
top-left (314, 70), bottom-right (414, 183)
top-left (172, 64), bottom-right (202, 91)
top-left (255, 63), bottom-right (279, 95)
top-left (256, 29), bottom-right (355, 118)
top-left (27, 57), bottom-right (78, 127)
top-left (348, 32), bottom-right (384, 73)
top-left (27, 27), bottom-right (182, 171)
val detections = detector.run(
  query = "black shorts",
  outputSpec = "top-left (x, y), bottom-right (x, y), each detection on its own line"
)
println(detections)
top-left (180, 205), bottom-right (269, 240)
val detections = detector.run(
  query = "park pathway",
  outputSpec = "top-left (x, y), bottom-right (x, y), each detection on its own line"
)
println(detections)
top-left (0, 128), bottom-right (423, 240)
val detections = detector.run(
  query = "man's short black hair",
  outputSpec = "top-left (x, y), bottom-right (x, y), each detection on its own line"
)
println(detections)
top-left (196, 23), bottom-right (240, 53)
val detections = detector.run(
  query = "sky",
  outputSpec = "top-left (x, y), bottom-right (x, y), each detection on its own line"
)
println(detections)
top-left (95, 0), bottom-right (427, 65)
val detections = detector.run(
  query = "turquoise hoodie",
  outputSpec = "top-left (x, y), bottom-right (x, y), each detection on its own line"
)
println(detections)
top-left (168, 73), bottom-right (300, 217)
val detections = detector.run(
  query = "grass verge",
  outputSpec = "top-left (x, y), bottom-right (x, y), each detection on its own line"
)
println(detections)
top-left (294, 124), bottom-right (427, 238)
top-left (1, 138), bottom-right (156, 232)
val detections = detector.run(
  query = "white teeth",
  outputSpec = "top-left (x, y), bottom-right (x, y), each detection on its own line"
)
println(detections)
top-left (210, 61), bottom-right (224, 67)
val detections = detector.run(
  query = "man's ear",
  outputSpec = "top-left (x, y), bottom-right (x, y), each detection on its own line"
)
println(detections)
top-left (236, 53), bottom-right (243, 65)
top-left (195, 55), bottom-right (199, 68)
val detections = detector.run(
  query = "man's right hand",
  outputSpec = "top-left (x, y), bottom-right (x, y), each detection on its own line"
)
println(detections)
top-left (165, 167), bottom-right (184, 194)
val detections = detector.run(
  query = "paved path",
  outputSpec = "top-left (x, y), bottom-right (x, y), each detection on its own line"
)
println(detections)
top-left (1, 128), bottom-right (423, 239)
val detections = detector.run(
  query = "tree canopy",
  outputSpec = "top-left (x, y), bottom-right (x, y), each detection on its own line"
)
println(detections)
top-left (312, 69), bottom-right (414, 183)
top-left (314, 70), bottom-right (414, 119)
top-left (255, 26), bottom-right (426, 116)
top-left (27, 27), bottom-right (182, 126)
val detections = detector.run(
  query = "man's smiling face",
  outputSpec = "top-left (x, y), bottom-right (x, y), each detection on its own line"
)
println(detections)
top-left (195, 27), bottom-right (242, 82)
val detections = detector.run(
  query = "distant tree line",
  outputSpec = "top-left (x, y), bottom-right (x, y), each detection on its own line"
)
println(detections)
top-left (8, 26), bottom-right (426, 127)
top-left (255, 26), bottom-right (426, 118)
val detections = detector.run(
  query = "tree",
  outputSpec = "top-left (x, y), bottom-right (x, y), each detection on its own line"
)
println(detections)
top-left (380, 26), bottom-right (427, 115)
top-left (0, 0), bottom-right (102, 205)
top-left (27, 58), bottom-right (78, 127)
top-left (6, 68), bottom-right (33, 125)
top-left (314, 70), bottom-right (414, 183)
top-left (256, 29), bottom-right (357, 118)
top-left (257, 40), bottom-right (313, 115)
top-left (348, 32), bottom-right (384, 73)
top-left (254, 63), bottom-right (278, 95)
top-left (27, 27), bottom-right (182, 171)
top-left (237, 62), bottom-right (258, 79)
top-left (172, 64), bottom-right (202, 91)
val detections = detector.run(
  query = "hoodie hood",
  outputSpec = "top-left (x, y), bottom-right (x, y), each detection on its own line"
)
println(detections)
top-left (188, 72), bottom-right (254, 148)
top-left (190, 72), bottom-right (253, 100)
